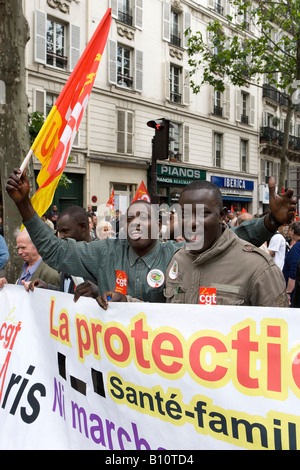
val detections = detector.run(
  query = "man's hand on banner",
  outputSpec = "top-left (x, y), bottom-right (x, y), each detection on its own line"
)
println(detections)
top-left (0, 278), bottom-right (7, 288)
top-left (97, 291), bottom-right (127, 310)
top-left (73, 280), bottom-right (99, 303)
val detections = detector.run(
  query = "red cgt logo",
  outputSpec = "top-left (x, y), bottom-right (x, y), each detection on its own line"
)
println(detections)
top-left (199, 287), bottom-right (217, 305)
top-left (115, 270), bottom-right (127, 295)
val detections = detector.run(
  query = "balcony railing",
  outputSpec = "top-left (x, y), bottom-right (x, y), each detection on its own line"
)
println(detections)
top-left (260, 126), bottom-right (300, 150)
top-left (262, 84), bottom-right (290, 107)
top-left (117, 73), bottom-right (133, 88)
top-left (213, 105), bottom-right (223, 117)
top-left (170, 34), bottom-right (181, 47)
top-left (46, 51), bottom-right (68, 69)
top-left (118, 10), bottom-right (133, 26)
top-left (170, 92), bottom-right (182, 104)
top-left (241, 114), bottom-right (249, 124)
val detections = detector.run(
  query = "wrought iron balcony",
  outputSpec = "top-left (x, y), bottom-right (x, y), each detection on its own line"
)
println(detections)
top-left (118, 10), bottom-right (133, 26)
top-left (260, 126), bottom-right (300, 150)
top-left (213, 105), bottom-right (223, 117)
top-left (262, 84), bottom-right (290, 107)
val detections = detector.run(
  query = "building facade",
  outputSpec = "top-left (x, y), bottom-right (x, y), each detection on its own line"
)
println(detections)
top-left (22, 0), bottom-right (300, 216)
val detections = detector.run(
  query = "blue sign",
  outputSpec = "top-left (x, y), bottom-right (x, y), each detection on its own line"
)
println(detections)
top-left (211, 176), bottom-right (254, 191)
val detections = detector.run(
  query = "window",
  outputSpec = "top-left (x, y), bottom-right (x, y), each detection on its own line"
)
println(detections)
top-left (214, 133), bottom-right (222, 167)
top-left (241, 139), bottom-right (248, 172)
top-left (117, 110), bottom-right (133, 154)
top-left (46, 93), bottom-right (58, 116)
top-left (109, 40), bottom-right (143, 92)
top-left (213, 90), bottom-right (223, 117)
top-left (162, 3), bottom-right (191, 48)
top-left (170, 65), bottom-right (181, 103)
top-left (241, 92), bottom-right (249, 124)
top-left (118, 0), bottom-right (133, 26)
top-left (111, 0), bottom-right (143, 29)
top-left (113, 183), bottom-right (135, 213)
top-left (47, 19), bottom-right (67, 69)
top-left (117, 45), bottom-right (133, 88)
top-left (170, 123), bottom-right (181, 161)
top-left (170, 11), bottom-right (181, 47)
top-left (34, 10), bottom-right (80, 72)
top-left (215, 0), bottom-right (224, 15)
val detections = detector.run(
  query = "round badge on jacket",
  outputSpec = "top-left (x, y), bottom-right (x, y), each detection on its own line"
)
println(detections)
top-left (169, 260), bottom-right (178, 280)
top-left (147, 269), bottom-right (165, 288)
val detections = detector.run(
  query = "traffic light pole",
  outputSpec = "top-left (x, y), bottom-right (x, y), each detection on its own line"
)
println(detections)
top-left (150, 137), bottom-right (159, 204)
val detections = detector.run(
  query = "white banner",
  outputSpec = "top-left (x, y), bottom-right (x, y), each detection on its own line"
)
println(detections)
top-left (1, 284), bottom-right (300, 451)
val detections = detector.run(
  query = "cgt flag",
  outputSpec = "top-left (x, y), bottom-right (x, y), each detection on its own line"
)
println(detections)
top-left (27, 8), bottom-right (111, 217)
top-left (106, 189), bottom-right (115, 211)
top-left (132, 181), bottom-right (151, 203)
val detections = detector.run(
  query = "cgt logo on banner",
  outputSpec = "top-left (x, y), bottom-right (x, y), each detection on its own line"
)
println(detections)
top-left (2, 285), bottom-right (300, 450)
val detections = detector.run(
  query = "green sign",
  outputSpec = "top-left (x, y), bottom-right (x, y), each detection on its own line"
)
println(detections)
top-left (157, 164), bottom-right (206, 186)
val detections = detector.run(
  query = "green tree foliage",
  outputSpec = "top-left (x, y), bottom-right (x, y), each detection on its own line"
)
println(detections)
top-left (186, 0), bottom-right (300, 192)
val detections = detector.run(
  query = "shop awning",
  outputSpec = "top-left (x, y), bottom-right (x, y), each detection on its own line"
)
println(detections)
top-left (222, 196), bottom-right (252, 201)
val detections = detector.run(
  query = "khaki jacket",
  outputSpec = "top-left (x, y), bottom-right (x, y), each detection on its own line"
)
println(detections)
top-left (164, 226), bottom-right (288, 307)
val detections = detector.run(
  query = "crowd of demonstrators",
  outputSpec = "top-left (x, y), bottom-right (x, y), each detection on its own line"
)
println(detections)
top-left (3, 168), bottom-right (297, 311)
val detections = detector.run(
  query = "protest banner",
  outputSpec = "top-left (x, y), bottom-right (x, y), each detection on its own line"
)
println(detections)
top-left (1, 284), bottom-right (300, 450)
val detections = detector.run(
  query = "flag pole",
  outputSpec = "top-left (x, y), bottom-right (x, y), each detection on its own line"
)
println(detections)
top-left (20, 148), bottom-right (33, 173)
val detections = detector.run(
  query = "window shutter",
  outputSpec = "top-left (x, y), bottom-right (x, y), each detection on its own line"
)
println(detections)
top-left (249, 94), bottom-right (255, 125)
top-left (183, 12), bottom-right (191, 49)
top-left (165, 61), bottom-right (170, 100)
top-left (127, 112), bottom-right (133, 154)
top-left (135, 0), bottom-right (143, 29)
top-left (110, 0), bottom-right (118, 18)
top-left (183, 125), bottom-right (190, 162)
top-left (236, 90), bottom-right (241, 121)
top-left (35, 10), bottom-right (46, 64)
top-left (260, 159), bottom-right (265, 184)
top-left (34, 89), bottom-right (46, 115)
top-left (70, 24), bottom-right (80, 72)
top-left (109, 40), bottom-right (117, 85)
top-left (182, 69), bottom-right (190, 105)
top-left (163, 1), bottom-right (171, 42)
top-left (117, 110), bottom-right (126, 153)
top-left (223, 85), bottom-right (230, 118)
top-left (135, 50), bottom-right (143, 92)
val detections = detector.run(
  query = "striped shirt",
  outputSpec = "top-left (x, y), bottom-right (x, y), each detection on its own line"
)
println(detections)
top-left (24, 213), bottom-right (274, 303)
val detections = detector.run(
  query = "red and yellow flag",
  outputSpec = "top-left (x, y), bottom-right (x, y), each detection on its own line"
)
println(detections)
top-left (106, 189), bottom-right (115, 211)
top-left (131, 181), bottom-right (151, 203)
top-left (29, 8), bottom-right (111, 216)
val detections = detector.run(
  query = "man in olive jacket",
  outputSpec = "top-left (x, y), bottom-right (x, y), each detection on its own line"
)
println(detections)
top-left (165, 181), bottom-right (289, 307)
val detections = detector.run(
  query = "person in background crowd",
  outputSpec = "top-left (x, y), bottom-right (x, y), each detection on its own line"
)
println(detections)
top-left (96, 220), bottom-right (114, 240)
top-left (5, 169), bottom-right (297, 306)
top-left (49, 204), bottom-right (59, 230)
top-left (88, 211), bottom-right (99, 241)
top-left (0, 234), bottom-right (9, 271)
top-left (268, 226), bottom-right (287, 270)
top-left (236, 212), bottom-right (253, 226)
top-left (0, 228), bottom-right (60, 289)
top-left (111, 209), bottom-right (121, 238)
top-left (41, 213), bottom-right (54, 230)
top-left (283, 221), bottom-right (300, 304)
top-left (163, 181), bottom-right (288, 307)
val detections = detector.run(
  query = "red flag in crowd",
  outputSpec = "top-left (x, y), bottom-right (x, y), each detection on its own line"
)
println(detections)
top-left (106, 189), bottom-right (115, 211)
top-left (131, 181), bottom-right (151, 203)
top-left (26, 9), bottom-right (111, 217)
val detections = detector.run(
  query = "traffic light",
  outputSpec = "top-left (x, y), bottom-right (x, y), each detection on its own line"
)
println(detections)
top-left (147, 118), bottom-right (174, 160)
